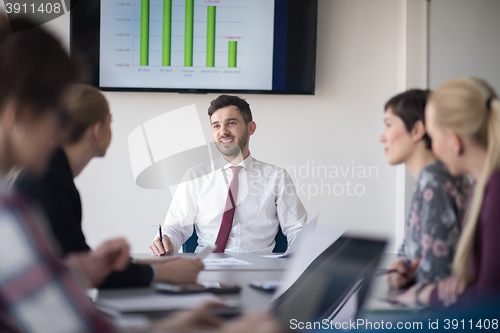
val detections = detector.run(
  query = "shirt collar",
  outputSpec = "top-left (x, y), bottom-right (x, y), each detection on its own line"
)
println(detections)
top-left (219, 152), bottom-right (254, 171)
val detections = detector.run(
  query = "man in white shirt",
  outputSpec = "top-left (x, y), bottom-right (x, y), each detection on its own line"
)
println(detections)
top-left (149, 95), bottom-right (307, 255)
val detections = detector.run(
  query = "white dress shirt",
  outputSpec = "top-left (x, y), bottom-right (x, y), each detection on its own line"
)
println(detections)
top-left (161, 153), bottom-right (307, 253)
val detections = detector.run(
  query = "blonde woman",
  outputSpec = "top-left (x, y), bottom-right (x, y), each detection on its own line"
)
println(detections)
top-left (403, 78), bottom-right (500, 308)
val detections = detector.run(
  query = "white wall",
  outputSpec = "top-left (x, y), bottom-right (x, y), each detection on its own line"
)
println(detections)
top-left (429, 0), bottom-right (500, 92)
top-left (2, 0), bottom-right (429, 253)
top-left (395, 0), bottom-right (428, 253)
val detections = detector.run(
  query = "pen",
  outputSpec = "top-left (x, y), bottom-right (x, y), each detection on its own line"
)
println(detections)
top-left (159, 223), bottom-right (164, 251)
top-left (375, 268), bottom-right (406, 276)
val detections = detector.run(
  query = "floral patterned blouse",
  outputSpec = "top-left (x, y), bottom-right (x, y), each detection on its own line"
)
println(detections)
top-left (397, 160), bottom-right (470, 284)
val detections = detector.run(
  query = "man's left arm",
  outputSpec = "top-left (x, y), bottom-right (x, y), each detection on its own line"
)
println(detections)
top-left (275, 169), bottom-right (307, 245)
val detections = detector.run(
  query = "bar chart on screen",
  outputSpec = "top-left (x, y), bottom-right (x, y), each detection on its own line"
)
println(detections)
top-left (100, 0), bottom-right (275, 90)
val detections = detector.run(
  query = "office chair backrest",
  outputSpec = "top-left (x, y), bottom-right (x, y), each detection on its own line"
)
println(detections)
top-left (182, 227), bottom-right (199, 253)
top-left (182, 225), bottom-right (288, 253)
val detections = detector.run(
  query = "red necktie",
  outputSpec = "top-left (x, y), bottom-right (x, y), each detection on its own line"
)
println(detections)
top-left (214, 166), bottom-right (242, 253)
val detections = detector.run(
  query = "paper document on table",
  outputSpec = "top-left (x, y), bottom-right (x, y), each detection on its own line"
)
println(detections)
top-left (260, 254), bottom-right (284, 258)
top-left (203, 258), bottom-right (252, 266)
top-left (97, 293), bottom-right (220, 312)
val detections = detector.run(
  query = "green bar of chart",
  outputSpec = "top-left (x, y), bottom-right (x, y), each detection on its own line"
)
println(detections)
top-left (184, 0), bottom-right (194, 67)
top-left (137, 1), bottom-right (242, 69)
top-left (140, 0), bottom-right (150, 66)
top-left (162, 0), bottom-right (172, 66)
top-left (206, 6), bottom-right (216, 67)
top-left (228, 41), bottom-right (237, 68)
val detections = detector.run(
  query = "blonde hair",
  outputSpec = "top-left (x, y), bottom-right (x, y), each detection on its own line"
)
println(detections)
top-left (429, 78), bottom-right (500, 283)
top-left (66, 84), bottom-right (109, 144)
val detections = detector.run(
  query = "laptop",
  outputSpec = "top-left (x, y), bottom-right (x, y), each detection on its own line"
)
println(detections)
top-left (271, 235), bottom-right (387, 330)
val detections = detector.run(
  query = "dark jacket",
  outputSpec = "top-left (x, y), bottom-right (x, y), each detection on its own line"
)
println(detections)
top-left (16, 148), bottom-right (153, 289)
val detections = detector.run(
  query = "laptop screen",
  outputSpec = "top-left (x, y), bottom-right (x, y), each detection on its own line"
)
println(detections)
top-left (271, 236), bottom-right (386, 328)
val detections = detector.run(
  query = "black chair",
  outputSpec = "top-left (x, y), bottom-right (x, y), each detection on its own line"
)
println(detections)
top-left (182, 225), bottom-right (288, 253)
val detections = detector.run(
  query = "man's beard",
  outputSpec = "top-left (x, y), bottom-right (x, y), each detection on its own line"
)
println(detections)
top-left (216, 129), bottom-right (248, 158)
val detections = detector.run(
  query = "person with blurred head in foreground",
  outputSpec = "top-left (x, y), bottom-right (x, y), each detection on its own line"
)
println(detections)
top-left (16, 84), bottom-right (204, 288)
top-left (0, 16), bottom-right (223, 332)
top-left (379, 90), bottom-right (470, 292)
top-left (399, 78), bottom-right (500, 309)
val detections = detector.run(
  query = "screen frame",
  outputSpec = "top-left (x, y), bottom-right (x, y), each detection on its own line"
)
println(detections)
top-left (70, 0), bottom-right (318, 95)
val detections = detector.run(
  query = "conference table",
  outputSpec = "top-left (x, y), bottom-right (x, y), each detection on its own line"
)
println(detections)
top-left (97, 253), bottom-right (289, 318)
top-left (96, 252), bottom-right (413, 323)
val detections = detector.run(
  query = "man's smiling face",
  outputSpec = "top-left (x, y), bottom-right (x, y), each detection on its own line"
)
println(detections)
top-left (210, 105), bottom-right (252, 160)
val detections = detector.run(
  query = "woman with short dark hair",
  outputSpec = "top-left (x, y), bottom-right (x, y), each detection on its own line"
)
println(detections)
top-left (379, 89), bottom-right (470, 291)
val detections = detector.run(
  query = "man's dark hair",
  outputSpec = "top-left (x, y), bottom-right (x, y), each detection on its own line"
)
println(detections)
top-left (0, 16), bottom-right (80, 118)
top-left (208, 95), bottom-right (252, 124)
top-left (384, 89), bottom-right (432, 149)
